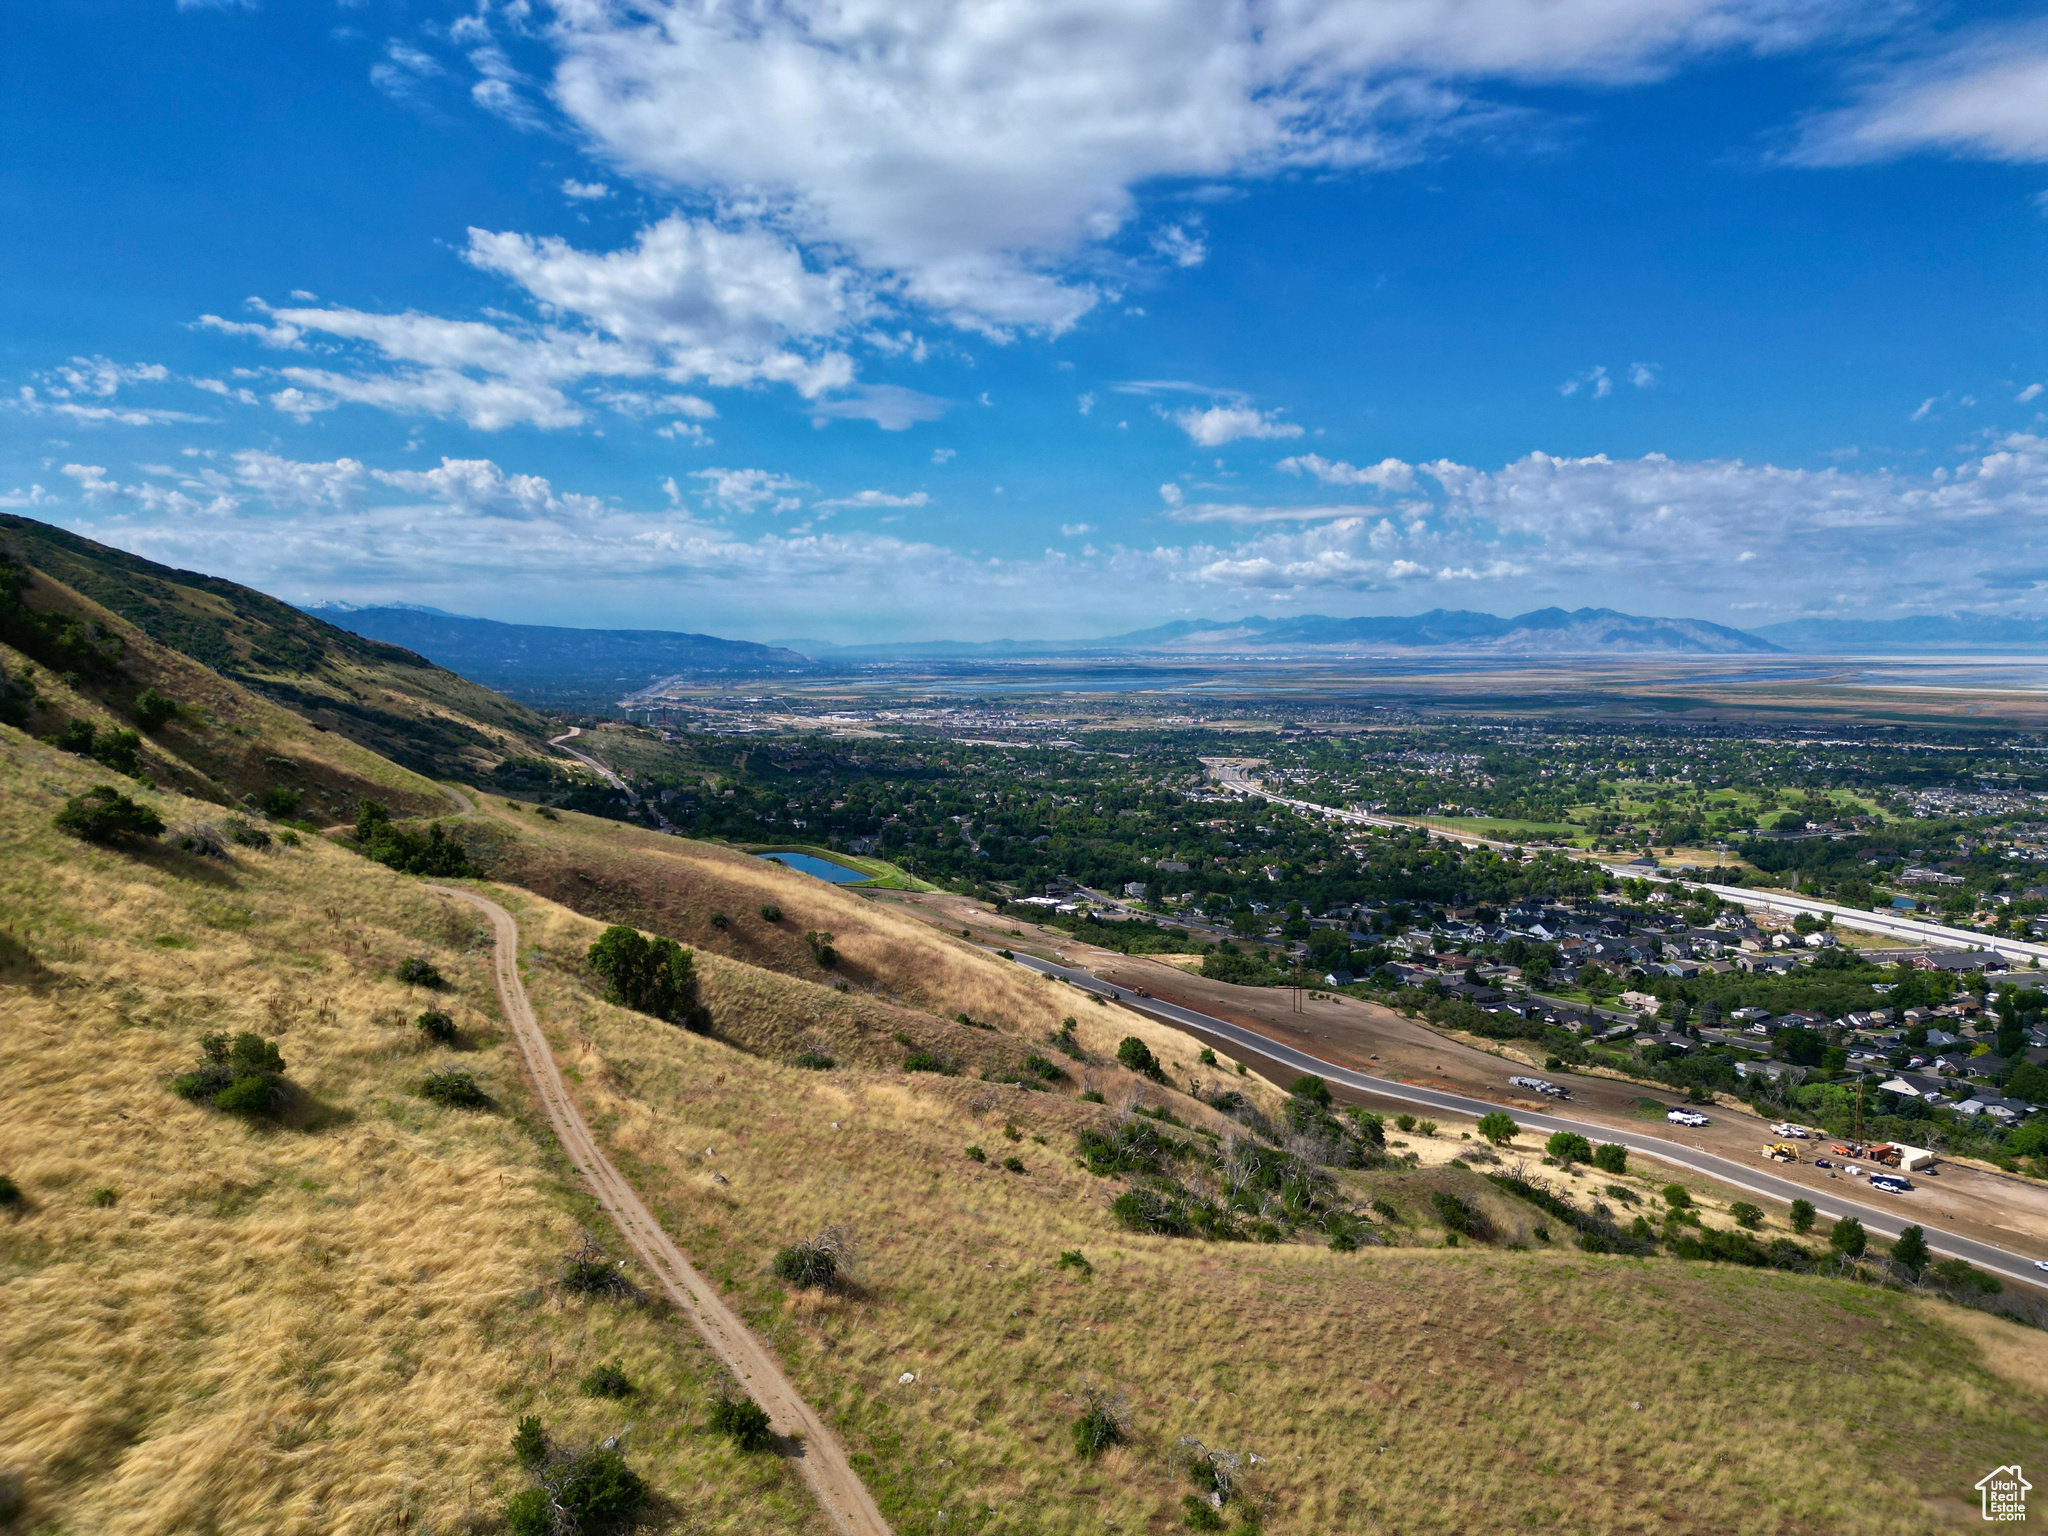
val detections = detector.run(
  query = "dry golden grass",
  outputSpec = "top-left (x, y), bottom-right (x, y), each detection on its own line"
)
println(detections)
top-left (489, 883), bottom-right (2048, 1534)
top-left (0, 727), bottom-right (825, 1535)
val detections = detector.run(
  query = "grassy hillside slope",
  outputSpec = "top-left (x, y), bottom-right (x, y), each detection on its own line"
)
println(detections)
top-left (0, 731), bottom-right (826, 1536)
top-left (3, 560), bottom-right (451, 821)
top-left (0, 516), bottom-right (550, 780)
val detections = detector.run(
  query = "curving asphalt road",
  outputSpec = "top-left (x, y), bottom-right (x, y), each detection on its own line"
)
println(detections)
top-left (434, 884), bottom-right (894, 1536)
top-left (1011, 950), bottom-right (2048, 1293)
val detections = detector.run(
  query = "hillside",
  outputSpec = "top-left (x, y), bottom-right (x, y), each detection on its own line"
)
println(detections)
top-left (5, 720), bottom-right (2048, 1531)
top-left (1754, 615), bottom-right (2048, 651)
top-left (0, 516), bottom-right (552, 780)
top-left (308, 604), bottom-right (817, 705)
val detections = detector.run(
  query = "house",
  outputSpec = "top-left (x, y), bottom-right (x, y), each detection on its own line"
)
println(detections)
top-left (1735, 1060), bottom-right (1800, 1082)
top-left (1878, 1074), bottom-right (1947, 1102)
top-left (1619, 989), bottom-right (1662, 1014)
top-left (1660, 960), bottom-right (1702, 979)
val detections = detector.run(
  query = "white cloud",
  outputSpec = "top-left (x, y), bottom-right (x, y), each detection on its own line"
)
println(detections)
top-left (692, 467), bottom-right (807, 516)
top-left (931, 448), bottom-right (956, 464)
top-left (1158, 482), bottom-right (1184, 508)
top-left (1789, 24), bottom-right (2048, 166)
top-left (1078, 392), bottom-right (1095, 415)
top-left (1170, 404), bottom-right (1304, 446)
top-left (1061, 522), bottom-right (1093, 537)
top-left (0, 484), bottom-right (53, 508)
top-left (1911, 395), bottom-right (1938, 422)
top-left (1630, 362), bottom-right (1659, 388)
top-left (231, 450), bottom-right (367, 511)
top-left (373, 458), bottom-right (605, 520)
top-left (371, 40), bottom-right (444, 101)
top-left (542, 0), bottom-right (1842, 337)
top-left (1277, 453), bottom-right (1416, 492)
top-left (806, 384), bottom-right (950, 431)
top-left (1560, 364), bottom-right (1612, 399)
top-left (2020, 383), bottom-right (2043, 403)
top-left (562, 179), bottom-right (612, 200)
top-left (1152, 222), bottom-right (1207, 268)
top-left (814, 489), bottom-right (932, 510)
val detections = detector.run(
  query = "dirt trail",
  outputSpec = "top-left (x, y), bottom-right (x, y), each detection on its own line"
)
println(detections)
top-left (432, 884), bottom-right (893, 1536)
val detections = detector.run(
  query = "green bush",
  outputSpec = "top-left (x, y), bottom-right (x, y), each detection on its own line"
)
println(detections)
top-left (578, 1363), bottom-right (634, 1399)
top-left (224, 817), bottom-right (270, 850)
top-left (55, 785), bottom-right (164, 845)
top-left (1289, 1074), bottom-right (1332, 1107)
top-left (709, 1392), bottom-right (774, 1451)
top-left (1828, 1215), bottom-right (1867, 1258)
top-left (1591, 1143), bottom-right (1628, 1175)
top-left (512, 1415), bottom-right (548, 1471)
top-left (131, 687), bottom-right (180, 732)
top-left (1117, 1036), bottom-right (1166, 1081)
top-left (1394, 1114), bottom-right (1416, 1133)
top-left (1024, 1052), bottom-right (1068, 1082)
top-left (1071, 1393), bottom-right (1126, 1459)
top-left (1890, 1224), bottom-right (1930, 1276)
top-left (1198, 1048), bottom-right (1218, 1066)
top-left (0, 1174), bottom-right (21, 1206)
top-left (353, 800), bottom-right (475, 877)
top-left (965, 1145), bottom-right (986, 1162)
top-left (1003, 1156), bottom-right (1026, 1173)
top-left (416, 1009), bottom-right (457, 1044)
top-left (560, 1236), bottom-right (636, 1299)
top-left (173, 1031), bottom-right (289, 1116)
top-left (1546, 1131), bottom-right (1593, 1164)
top-left (417, 1070), bottom-right (490, 1110)
top-left (1057, 1249), bottom-right (1093, 1275)
top-left (506, 1445), bottom-right (647, 1535)
top-left (758, 903), bottom-right (782, 922)
top-left (803, 929), bottom-right (838, 968)
top-left (586, 925), bottom-right (710, 1029)
top-left (396, 955), bottom-right (443, 988)
top-left (1729, 1202), bottom-right (1764, 1230)
top-left (1788, 1197), bottom-right (1816, 1234)
top-left (902, 1050), bottom-right (955, 1074)
top-left (1661, 1184), bottom-right (1692, 1209)
top-left (1183, 1494), bottom-right (1226, 1531)
top-left (260, 786), bottom-right (302, 819)
top-left (88, 1186), bottom-right (117, 1209)
top-left (772, 1240), bottom-right (837, 1290)
top-left (794, 1049), bottom-right (835, 1070)
top-left (1930, 1257), bottom-right (2002, 1295)
top-left (1476, 1111), bottom-right (1519, 1146)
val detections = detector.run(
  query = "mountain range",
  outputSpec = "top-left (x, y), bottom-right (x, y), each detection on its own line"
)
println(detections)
top-left (1750, 615), bottom-right (2048, 650)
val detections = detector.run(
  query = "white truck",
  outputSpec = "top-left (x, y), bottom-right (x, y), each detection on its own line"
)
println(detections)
top-left (1667, 1108), bottom-right (1710, 1127)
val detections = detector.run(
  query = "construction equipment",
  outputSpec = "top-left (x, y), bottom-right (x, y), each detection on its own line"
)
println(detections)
top-left (1762, 1143), bottom-right (1799, 1163)
top-left (1867, 1143), bottom-right (1903, 1168)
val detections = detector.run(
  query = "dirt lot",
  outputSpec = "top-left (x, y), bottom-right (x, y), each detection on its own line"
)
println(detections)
top-left (890, 890), bottom-right (2048, 1263)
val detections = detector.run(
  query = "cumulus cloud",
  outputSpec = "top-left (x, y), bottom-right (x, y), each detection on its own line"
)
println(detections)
top-left (561, 179), bottom-right (612, 200)
top-left (0, 484), bottom-right (53, 508)
top-left (541, 0), bottom-right (1845, 336)
top-left (1630, 362), bottom-right (1660, 388)
top-left (1789, 24), bottom-right (2048, 166)
top-left (373, 458), bottom-right (604, 519)
top-left (692, 467), bottom-right (807, 516)
top-left (9, 356), bottom-right (208, 426)
top-left (1170, 404), bottom-right (1304, 446)
top-left (1559, 365), bottom-right (1612, 399)
top-left (1278, 454), bottom-right (1416, 492)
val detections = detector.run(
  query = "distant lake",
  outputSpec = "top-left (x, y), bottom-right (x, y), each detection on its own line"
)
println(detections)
top-left (756, 851), bottom-right (872, 884)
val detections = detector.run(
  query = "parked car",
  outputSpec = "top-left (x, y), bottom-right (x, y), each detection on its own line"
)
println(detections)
top-left (1814, 1157), bottom-right (1832, 1168)
top-left (1869, 1175), bottom-right (1913, 1194)
top-left (1667, 1109), bottom-right (1710, 1127)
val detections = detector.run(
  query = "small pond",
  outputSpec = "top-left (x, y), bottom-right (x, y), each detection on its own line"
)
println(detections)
top-left (755, 851), bottom-right (872, 884)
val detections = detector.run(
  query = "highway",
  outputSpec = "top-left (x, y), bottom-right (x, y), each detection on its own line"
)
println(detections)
top-left (1009, 950), bottom-right (2048, 1292)
top-left (1209, 760), bottom-right (2048, 964)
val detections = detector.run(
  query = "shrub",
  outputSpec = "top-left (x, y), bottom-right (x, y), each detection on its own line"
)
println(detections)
top-left (1431, 1190), bottom-right (1484, 1238)
top-left (710, 911), bottom-right (730, 930)
top-left (1290, 1074), bottom-right (1332, 1107)
top-left (0, 1174), bottom-right (19, 1207)
top-left (417, 1070), bottom-right (490, 1109)
top-left (1890, 1224), bottom-right (1930, 1276)
top-left (224, 817), bottom-right (270, 850)
top-left (512, 1415), bottom-right (548, 1471)
top-left (794, 1048), bottom-right (835, 1069)
top-left (132, 687), bottom-right (180, 731)
top-left (1071, 1392), bottom-right (1126, 1459)
top-left (1930, 1257), bottom-right (2002, 1295)
top-left (709, 1391), bottom-right (774, 1452)
top-left (1828, 1215), bottom-right (1867, 1258)
top-left (506, 1445), bottom-right (647, 1536)
top-left (759, 903), bottom-right (782, 922)
top-left (353, 801), bottom-right (475, 877)
top-left (578, 1363), bottom-right (634, 1399)
top-left (902, 1050), bottom-right (955, 1075)
top-left (586, 926), bottom-right (710, 1029)
top-left (1591, 1143), bottom-right (1628, 1175)
top-left (965, 1146), bottom-right (986, 1162)
top-left (1057, 1249), bottom-right (1093, 1275)
top-left (772, 1239), bottom-right (838, 1290)
top-left (1546, 1131), bottom-right (1593, 1164)
top-left (1729, 1202), bottom-right (1764, 1230)
top-left (260, 785), bottom-right (302, 818)
top-left (55, 785), bottom-right (164, 845)
top-left (1416, 1120), bottom-right (1438, 1137)
top-left (1003, 1156), bottom-right (1026, 1173)
top-left (1198, 1048), bottom-right (1218, 1066)
top-left (560, 1235), bottom-right (636, 1299)
top-left (1183, 1495), bottom-right (1226, 1531)
top-left (396, 955), bottom-right (443, 988)
top-left (1476, 1111), bottom-right (1519, 1146)
top-left (1394, 1114), bottom-right (1416, 1133)
top-left (173, 1031), bottom-right (289, 1116)
top-left (416, 1009), bottom-right (457, 1044)
top-left (1789, 1197), bottom-right (1816, 1234)
top-left (1661, 1184), bottom-right (1692, 1209)
top-left (1024, 1052), bottom-right (1068, 1081)
top-left (1117, 1036), bottom-right (1165, 1081)
top-left (1111, 1187), bottom-right (1193, 1236)
top-left (803, 929), bottom-right (838, 968)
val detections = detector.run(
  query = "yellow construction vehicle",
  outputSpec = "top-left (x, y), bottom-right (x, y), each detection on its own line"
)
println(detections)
top-left (1762, 1143), bottom-right (1799, 1163)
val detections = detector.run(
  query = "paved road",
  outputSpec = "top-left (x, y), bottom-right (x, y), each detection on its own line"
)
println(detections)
top-left (550, 727), bottom-right (634, 798)
top-left (1011, 950), bottom-right (2048, 1293)
top-left (435, 885), bottom-right (893, 1536)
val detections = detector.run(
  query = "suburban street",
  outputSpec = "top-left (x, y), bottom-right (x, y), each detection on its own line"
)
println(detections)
top-left (1007, 950), bottom-right (2048, 1293)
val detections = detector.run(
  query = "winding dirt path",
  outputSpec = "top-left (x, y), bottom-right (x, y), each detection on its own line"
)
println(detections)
top-left (431, 884), bottom-right (893, 1536)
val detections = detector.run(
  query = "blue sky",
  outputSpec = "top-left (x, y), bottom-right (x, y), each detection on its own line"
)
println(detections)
top-left (5, 0), bottom-right (2048, 641)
